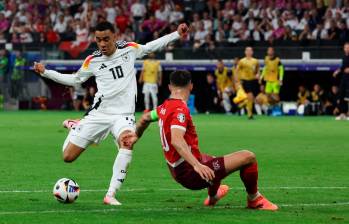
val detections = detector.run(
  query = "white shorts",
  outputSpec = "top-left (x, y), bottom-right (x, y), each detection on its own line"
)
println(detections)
top-left (67, 110), bottom-right (136, 149)
top-left (142, 83), bottom-right (158, 94)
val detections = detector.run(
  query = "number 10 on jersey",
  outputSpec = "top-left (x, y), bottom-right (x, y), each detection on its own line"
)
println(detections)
top-left (109, 66), bottom-right (124, 79)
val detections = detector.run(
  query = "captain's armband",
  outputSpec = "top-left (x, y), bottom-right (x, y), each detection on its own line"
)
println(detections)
top-left (150, 109), bottom-right (159, 121)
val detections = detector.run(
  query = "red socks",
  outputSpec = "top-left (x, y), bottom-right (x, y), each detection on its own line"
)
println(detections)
top-left (240, 162), bottom-right (258, 195)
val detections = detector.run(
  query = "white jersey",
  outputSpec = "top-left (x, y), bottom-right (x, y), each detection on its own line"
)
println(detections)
top-left (42, 31), bottom-right (180, 115)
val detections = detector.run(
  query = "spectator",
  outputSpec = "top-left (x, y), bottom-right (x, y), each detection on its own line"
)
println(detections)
top-left (83, 86), bottom-right (96, 110)
top-left (272, 19), bottom-right (286, 40)
top-left (59, 20), bottom-right (90, 58)
top-left (311, 23), bottom-right (329, 40)
top-left (131, 0), bottom-right (147, 30)
top-left (231, 15), bottom-right (243, 32)
top-left (297, 11), bottom-right (310, 33)
top-left (299, 24), bottom-right (312, 42)
top-left (283, 25), bottom-right (297, 41)
top-left (297, 85), bottom-right (310, 115)
top-left (45, 24), bottom-right (60, 44)
top-left (205, 72), bottom-right (219, 114)
top-left (0, 12), bottom-right (9, 34)
top-left (215, 24), bottom-right (227, 43)
top-left (155, 4), bottom-right (170, 22)
top-left (10, 51), bottom-right (26, 98)
top-left (142, 15), bottom-right (167, 35)
top-left (237, 23), bottom-right (250, 41)
top-left (54, 14), bottom-right (67, 35)
top-left (0, 49), bottom-right (8, 98)
top-left (115, 9), bottom-right (129, 34)
top-left (328, 19), bottom-right (340, 40)
top-left (169, 4), bottom-right (184, 24)
top-left (324, 85), bottom-right (341, 115)
top-left (193, 21), bottom-right (208, 48)
top-left (309, 84), bottom-right (325, 115)
top-left (191, 13), bottom-right (201, 32)
top-left (202, 11), bottom-right (213, 31)
top-left (339, 20), bottom-right (349, 42)
top-left (104, 1), bottom-right (118, 24)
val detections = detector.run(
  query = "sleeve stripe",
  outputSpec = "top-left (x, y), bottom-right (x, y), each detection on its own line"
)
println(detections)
top-left (127, 42), bottom-right (139, 48)
top-left (82, 55), bottom-right (94, 69)
top-left (171, 125), bottom-right (186, 131)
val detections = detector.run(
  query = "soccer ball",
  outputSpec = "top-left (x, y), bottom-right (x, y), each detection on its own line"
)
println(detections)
top-left (53, 178), bottom-right (80, 203)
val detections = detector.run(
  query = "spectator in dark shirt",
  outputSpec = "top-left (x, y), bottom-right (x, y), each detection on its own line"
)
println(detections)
top-left (324, 85), bottom-right (340, 115)
top-left (333, 42), bottom-right (349, 120)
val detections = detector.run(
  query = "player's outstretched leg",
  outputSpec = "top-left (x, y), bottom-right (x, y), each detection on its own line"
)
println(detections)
top-left (223, 150), bottom-right (278, 211)
top-left (104, 130), bottom-right (136, 206)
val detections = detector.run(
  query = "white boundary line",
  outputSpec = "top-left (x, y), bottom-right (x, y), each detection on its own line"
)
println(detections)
top-left (0, 186), bottom-right (348, 194)
top-left (0, 202), bottom-right (349, 215)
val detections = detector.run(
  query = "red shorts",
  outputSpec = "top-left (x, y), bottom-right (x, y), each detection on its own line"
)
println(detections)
top-left (168, 154), bottom-right (227, 190)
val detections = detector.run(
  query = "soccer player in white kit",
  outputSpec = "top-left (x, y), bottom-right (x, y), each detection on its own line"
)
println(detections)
top-left (33, 21), bottom-right (189, 205)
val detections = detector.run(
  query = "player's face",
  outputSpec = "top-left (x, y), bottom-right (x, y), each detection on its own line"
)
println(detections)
top-left (344, 44), bottom-right (349, 55)
top-left (95, 30), bottom-right (117, 56)
top-left (267, 48), bottom-right (274, 57)
top-left (245, 47), bottom-right (253, 57)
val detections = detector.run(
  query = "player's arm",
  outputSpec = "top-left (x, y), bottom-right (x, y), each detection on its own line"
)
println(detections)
top-left (255, 60), bottom-right (260, 79)
top-left (138, 66), bottom-right (144, 84)
top-left (121, 110), bottom-right (158, 147)
top-left (33, 61), bottom-right (92, 86)
top-left (171, 128), bottom-right (215, 181)
top-left (133, 23), bottom-right (189, 58)
top-left (135, 110), bottom-right (158, 138)
top-left (158, 65), bottom-right (162, 86)
top-left (278, 61), bottom-right (284, 85)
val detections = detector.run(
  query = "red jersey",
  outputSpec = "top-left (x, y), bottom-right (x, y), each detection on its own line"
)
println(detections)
top-left (156, 99), bottom-right (201, 167)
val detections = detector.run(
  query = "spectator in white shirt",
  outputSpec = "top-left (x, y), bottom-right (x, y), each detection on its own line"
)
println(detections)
top-left (54, 14), bottom-right (67, 34)
top-left (284, 12), bottom-right (299, 30)
top-left (155, 5), bottom-right (170, 22)
top-left (104, 1), bottom-right (118, 24)
top-left (131, 0), bottom-right (146, 20)
top-left (194, 21), bottom-right (208, 45)
top-left (169, 5), bottom-right (184, 24)
top-left (297, 11), bottom-right (310, 31)
top-left (202, 11), bottom-right (212, 31)
top-left (232, 15), bottom-right (243, 32)
top-left (312, 23), bottom-right (329, 40)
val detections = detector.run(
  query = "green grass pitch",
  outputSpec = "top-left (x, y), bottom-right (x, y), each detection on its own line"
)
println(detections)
top-left (0, 111), bottom-right (348, 224)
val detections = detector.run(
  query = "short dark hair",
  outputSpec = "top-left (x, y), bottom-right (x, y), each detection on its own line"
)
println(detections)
top-left (95, 22), bottom-right (115, 33)
top-left (170, 70), bottom-right (192, 87)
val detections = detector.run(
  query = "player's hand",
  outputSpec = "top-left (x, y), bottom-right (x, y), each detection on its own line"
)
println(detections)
top-left (279, 80), bottom-right (283, 86)
top-left (193, 163), bottom-right (215, 181)
top-left (33, 62), bottom-right (45, 75)
top-left (333, 69), bottom-right (340, 77)
top-left (177, 23), bottom-right (189, 37)
top-left (120, 132), bottom-right (139, 148)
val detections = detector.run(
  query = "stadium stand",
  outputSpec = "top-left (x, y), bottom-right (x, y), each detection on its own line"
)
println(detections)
top-left (0, 0), bottom-right (348, 117)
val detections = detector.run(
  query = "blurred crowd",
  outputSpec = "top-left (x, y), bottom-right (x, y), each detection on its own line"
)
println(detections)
top-left (204, 58), bottom-right (342, 117)
top-left (1, 0), bottom-right (349, 57)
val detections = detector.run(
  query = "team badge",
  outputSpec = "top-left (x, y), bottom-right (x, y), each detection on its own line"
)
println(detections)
top-left (122, 53), bottom-right (130, 62)
top-left (177, 113), bottom-right (185, 123)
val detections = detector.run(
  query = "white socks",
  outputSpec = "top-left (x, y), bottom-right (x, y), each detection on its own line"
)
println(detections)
top-left (248, 191), bottom-right (261, 201)
top-left (107, 148), bottom-right (133, 197)
top-left (144, 92), bottom-right (150, 110)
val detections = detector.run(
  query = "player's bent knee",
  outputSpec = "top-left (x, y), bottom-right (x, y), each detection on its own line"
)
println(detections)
top-left (240, 150), bottom-right (256, 164)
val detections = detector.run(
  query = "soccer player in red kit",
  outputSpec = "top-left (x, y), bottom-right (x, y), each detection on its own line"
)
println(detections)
top-left (124, 70), bottom-right (278, 210)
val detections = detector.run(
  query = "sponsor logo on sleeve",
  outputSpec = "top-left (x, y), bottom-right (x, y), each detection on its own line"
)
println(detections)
top-left (177, 113), bottom-right (186, 123)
